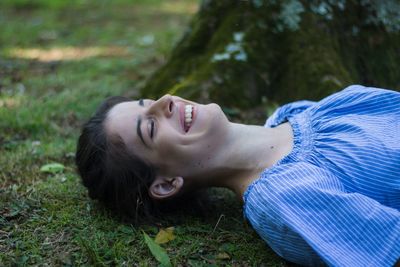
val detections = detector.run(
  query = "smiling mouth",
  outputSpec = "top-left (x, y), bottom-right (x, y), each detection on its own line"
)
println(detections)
top-left (184, 104), bottom-right (193, 132)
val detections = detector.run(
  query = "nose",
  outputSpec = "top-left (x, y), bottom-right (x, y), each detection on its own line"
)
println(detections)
top-left (146, 94), bottom-right (174, 118)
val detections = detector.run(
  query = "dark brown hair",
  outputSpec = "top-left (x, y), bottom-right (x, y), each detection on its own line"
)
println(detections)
top-left (76, 96), bottom-right (158, 223)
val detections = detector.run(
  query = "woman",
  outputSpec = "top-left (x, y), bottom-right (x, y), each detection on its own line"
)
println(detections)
top-left (76, 85), bottom-right (400, 266)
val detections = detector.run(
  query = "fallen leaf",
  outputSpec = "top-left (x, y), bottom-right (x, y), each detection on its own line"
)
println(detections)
top-left (216, 252), bottom-right (230, 260)
top-left (40, 163), bottom-right (65, 174)
top-left (143, 231), bottom-right (172, 267)
top-left (155, 227), bottom-right (175, 244)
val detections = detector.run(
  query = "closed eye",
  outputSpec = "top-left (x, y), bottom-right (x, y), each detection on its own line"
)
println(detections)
top-left (148, 118), bottom-right (155, 139)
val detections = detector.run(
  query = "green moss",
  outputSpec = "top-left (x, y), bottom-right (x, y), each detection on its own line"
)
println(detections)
top-left (142, 1), bottom-right (274, 107)
top-left (274, 12), bottom-right (353, 102)
top-left (141, 0), bottom-right (399, 108)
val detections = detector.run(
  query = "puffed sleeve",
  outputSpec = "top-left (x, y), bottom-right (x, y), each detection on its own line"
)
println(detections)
top-left (265, 100), bottom-right (316, 127)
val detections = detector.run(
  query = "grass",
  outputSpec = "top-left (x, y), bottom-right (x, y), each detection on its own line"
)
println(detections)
top-left (0, 0), bottom-right (286, 265)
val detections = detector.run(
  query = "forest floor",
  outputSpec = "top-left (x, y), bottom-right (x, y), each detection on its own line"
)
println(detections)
top-left (0, 0), bottom-right (287, 265)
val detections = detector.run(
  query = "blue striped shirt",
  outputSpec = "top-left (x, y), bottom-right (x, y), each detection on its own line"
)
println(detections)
top-left (243, 85), bottom-right (400, 266)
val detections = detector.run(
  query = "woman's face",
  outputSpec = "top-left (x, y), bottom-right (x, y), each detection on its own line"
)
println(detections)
top-left (105, 95), bottom-right (229, 179)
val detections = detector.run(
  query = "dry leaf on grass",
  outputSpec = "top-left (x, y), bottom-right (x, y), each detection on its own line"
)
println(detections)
top-left (155, 227), bottom-right (176, 244)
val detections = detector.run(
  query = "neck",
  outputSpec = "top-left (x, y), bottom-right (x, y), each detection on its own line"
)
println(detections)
top-left (196, 121), bottom-right (293, 200)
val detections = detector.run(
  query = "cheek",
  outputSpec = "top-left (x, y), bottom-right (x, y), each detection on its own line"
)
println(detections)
top-left (154, 142), bottom-right (191, 174)
top-left (155, 133), bottom-right (183, 160)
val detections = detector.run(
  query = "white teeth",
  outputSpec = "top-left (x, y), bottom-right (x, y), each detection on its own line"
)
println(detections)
top-left (184, 105), bottom-right (193, 130)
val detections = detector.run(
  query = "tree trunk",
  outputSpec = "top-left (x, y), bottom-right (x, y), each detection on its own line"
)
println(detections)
top-left (141, 0), bottom-right (400, 108)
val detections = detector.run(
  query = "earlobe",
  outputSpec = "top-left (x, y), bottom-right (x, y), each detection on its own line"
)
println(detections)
top-left (149, 176), bottom-right (184, 200)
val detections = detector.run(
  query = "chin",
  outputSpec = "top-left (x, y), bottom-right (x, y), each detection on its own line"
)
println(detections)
top-left (206, 102), bottom-right (224, 115)
top-left (206, 103), bottom-right (229, 134)
top-left (186, 102), bottom-right (229, 140)
top-left (210, 103), bottom-right (229, 122)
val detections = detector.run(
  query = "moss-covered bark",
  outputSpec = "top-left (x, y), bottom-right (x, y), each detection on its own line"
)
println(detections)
top-left (141, 0), bottom-right (400, 107)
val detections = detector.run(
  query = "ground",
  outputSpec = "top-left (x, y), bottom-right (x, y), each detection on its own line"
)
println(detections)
top-left (0, 0), bottom-right (287, 266)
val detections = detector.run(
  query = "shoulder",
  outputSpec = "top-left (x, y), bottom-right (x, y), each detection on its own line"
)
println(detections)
top-left (243, 162), bottom-right (339, 260)
top-left (299, 84), bottom-right (400, 121)
top-left (265, 84), bottom-right (400, 128)
top-left (244, 162), bottom-right (340, 214)
top-left (249, 162), bottom-right (336, 190)
top-left (315, 84), bottom-right (400, 108)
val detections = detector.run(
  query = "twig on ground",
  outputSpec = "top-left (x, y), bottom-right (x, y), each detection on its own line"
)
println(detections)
top-left (211, 214), bottom-right (225, 235)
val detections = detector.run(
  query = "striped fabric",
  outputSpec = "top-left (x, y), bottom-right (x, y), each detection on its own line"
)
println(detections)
top-left (243, 85), bottom-right (400, 266)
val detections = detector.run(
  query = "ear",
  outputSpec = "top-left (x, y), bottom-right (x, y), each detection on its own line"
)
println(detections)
top-left (148, 176), bottom-right (184, 200)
